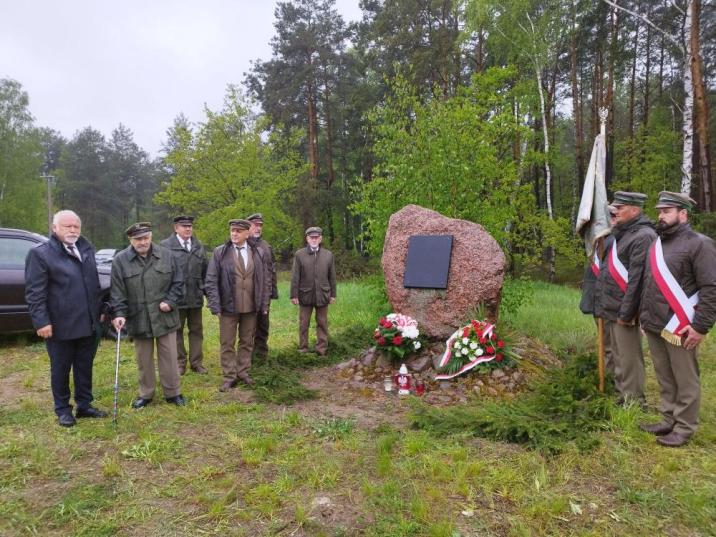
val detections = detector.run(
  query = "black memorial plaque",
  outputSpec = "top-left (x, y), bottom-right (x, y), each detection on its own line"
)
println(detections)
top-left (403, 235), bottom-right (453, 289)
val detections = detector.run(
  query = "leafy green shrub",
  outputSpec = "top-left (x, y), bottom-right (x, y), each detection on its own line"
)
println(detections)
top-left (500, 277), bottom-right (536, 317)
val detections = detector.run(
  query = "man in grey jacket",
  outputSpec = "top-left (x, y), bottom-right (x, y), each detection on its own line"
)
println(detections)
top-left (594, 191), bottom-right (656, 405)
top-left (290, 227), bottom-right (336, 356)
top-left (638, 191), bottom-right (716, 447)
top-left (247, 213), bottom-right (278, 358)
top-left (160, 215), bottom-right (208, 375)
top-left (205, 219), bottom-right (270, 391)
top-left (111, 222), bottom-right (186, 408)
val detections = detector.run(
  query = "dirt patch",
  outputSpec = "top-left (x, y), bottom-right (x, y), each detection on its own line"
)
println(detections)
top-left (293, 333), bottom-right (561, 429)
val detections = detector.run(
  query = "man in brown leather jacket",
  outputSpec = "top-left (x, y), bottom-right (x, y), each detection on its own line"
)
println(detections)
top-left (290, 227), bottom-right (336, 356)
top-left (638, 191), bottom-right (716, 447)
top-left (594, 191), bottom-right (656, 405)
top-left (205, 219), bottom-right (271, 391)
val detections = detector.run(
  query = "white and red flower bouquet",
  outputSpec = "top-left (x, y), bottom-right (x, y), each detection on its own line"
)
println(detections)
top-left (436, 319), bottom-right (510, 380)
top-left (373, 313), bottom-right (422, 359)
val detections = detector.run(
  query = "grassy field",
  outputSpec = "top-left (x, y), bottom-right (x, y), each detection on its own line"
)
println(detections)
top-left (0, 278), bottom-right (714, 536)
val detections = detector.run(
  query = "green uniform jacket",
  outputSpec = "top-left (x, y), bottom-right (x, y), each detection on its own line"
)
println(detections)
top-left (290, 246), bottom-right (336, 307)
top-left (160, 234), bottom-right (208, 309)
top-left (640, 223), bottom-right (716, 335)
top-left (594, 214), bottom-right (656, 322)
top-left (110, 244), bottom-right (184, 338)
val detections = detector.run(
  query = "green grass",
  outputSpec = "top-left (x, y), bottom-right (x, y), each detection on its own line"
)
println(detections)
top-left (0, 278), bottom-right (714, 536)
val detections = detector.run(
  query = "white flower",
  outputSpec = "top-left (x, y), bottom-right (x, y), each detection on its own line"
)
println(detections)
top-left (462, 337), bottom-right (469, 345)
top-left (413, 341), bottom-right (421, 349)
top-left (401, 326), bottom-right (419, 339)
top-left (476, 347), bottom-right (484, 356)
top-left (461, 348), bottom-right (468, 356)
top-left (469, 342), bottom-right (478, 350)
top-left (455, 341), bottom-right (462, 349)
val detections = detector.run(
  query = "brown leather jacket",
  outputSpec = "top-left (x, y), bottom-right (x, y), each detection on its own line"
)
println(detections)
top-left (205, 241), bottom-right (270, 315)
top-left (594, 213), bottom-right (656, 322)
top-left (640, 223), bottom-right (716, 335)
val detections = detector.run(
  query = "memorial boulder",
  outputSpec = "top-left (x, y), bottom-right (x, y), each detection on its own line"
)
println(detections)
top-left (381, 205), bottom-right (506, 339)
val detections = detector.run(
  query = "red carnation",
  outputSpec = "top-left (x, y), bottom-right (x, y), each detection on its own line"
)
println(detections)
top-left (490, 332), bottom-right (496, 340)
top-left (463, 327), bottom-right (470, 338)
top-left (377, 337), bottom-right (386, 346)
top-left (486, 346), bottom-right (495, 354)
top-left (495, 353), bottom-right (504, 362)
top-left (497, 340), bottom-right (505, 348)
top-left (373, 331), bottom-right (381, 339)
top-left (471, 320), bottom-right (480, 331)
top-left (392, 335), bottom-right (403, 346)
top-left (479, 337), bottom-right (487, 344)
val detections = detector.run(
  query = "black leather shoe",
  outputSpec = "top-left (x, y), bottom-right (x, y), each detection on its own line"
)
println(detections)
top-left (165, 395), bottom-right (186, 406)
top-left (58, 413), bottom-right (76, 427)
top-left (639, 422), bottom-right (673, 436)
top-left (131, 397), bottom-right (152, 409)
top-left (191, 365), bottom-right (208, 374)
top-left (76, 406), bottom-right (108, 419)
top-left (657, 431), bottom-right (690, 448)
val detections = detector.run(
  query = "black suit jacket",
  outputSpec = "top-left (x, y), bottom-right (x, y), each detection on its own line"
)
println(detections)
top-left (25, 235), bottom-right (102, 340)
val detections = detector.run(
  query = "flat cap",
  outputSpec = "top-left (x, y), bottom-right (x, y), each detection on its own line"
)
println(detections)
top-left (246, 213), bottom-right (263, 223)
top-left (173, 215), bottom-right (195, 225)
top-left (654, 191), bottom-right (696, 211)
top-left (611, 191), bottom-right (647, 207)
top-left (229, 219), bottom-right (251, 230)
top-left (305, 226), bottom-right (322, 237)
top-left (126, 222), bottom-right (152, 238)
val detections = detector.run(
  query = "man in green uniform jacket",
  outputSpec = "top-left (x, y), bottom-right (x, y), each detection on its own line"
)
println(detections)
top-left (160, 215), bottom-right (209, 375)
top-left (639, 191), bottom-right (716, 447)
top-left (111, 222), bottom-right (186, 409)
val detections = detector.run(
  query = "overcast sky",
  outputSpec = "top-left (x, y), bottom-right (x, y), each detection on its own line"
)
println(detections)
top-left (1, 0), bottom-right (364, 157)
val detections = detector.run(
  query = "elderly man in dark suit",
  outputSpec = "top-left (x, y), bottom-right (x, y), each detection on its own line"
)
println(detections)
top-left (25, 210), bottom-right (107, 427)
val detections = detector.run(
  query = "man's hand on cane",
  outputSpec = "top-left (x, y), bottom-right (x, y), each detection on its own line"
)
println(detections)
top-left (112, 317), bottom-right (126, 331)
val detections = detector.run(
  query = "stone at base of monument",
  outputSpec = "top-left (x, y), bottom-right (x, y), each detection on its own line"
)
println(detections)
top-left (381, 205), bottom-right (506, 339)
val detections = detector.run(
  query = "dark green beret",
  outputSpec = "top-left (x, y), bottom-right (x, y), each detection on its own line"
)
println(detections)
top-left (229, 219), bottom-right (251, 230)
top-left (305, 226), bottom-right (322, 237)
top-left (611, 191), bottom-right (647, 207)
top-left (654, 191), bottom-right (696, 211)
top-left (173, 215), bottom-right (195, 225)
top-left (246, 213), bottom-right (263, 223)
top-left (126, 222), bottom-right (152, 238)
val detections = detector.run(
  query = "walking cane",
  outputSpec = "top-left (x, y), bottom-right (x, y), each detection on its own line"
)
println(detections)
top-left (113, 329), bottom-right (121, 424)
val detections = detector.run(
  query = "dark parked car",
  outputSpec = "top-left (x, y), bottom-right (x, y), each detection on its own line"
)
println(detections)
top-left (0, 228), bottom-right (112, 335)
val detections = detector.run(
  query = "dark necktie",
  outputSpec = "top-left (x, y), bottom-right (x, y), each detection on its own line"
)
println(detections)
top-left (67, 244), bottom-right (81, 261)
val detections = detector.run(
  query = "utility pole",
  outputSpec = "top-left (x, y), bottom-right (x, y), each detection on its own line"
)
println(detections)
top-left (41, 174), bottom-right (56, 236)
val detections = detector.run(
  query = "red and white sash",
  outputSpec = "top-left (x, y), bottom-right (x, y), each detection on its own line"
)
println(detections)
top-left (607, 240), bottom-right (628, 292)
top-left (648, 237), bottom-right (699, 345)
top-left (590, 251), bottom-right (600, 277)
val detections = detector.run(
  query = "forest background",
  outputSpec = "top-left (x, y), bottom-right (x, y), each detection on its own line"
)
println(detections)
top-left (1, 0), bottom-right (715, 283)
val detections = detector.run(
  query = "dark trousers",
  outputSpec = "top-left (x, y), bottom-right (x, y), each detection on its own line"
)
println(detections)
top-left (46, 335), bottom-right (96, 416)
top-left (253, 311), bottom-right (270, 357)
top-left (177, 307), bottom-right (204, 369)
